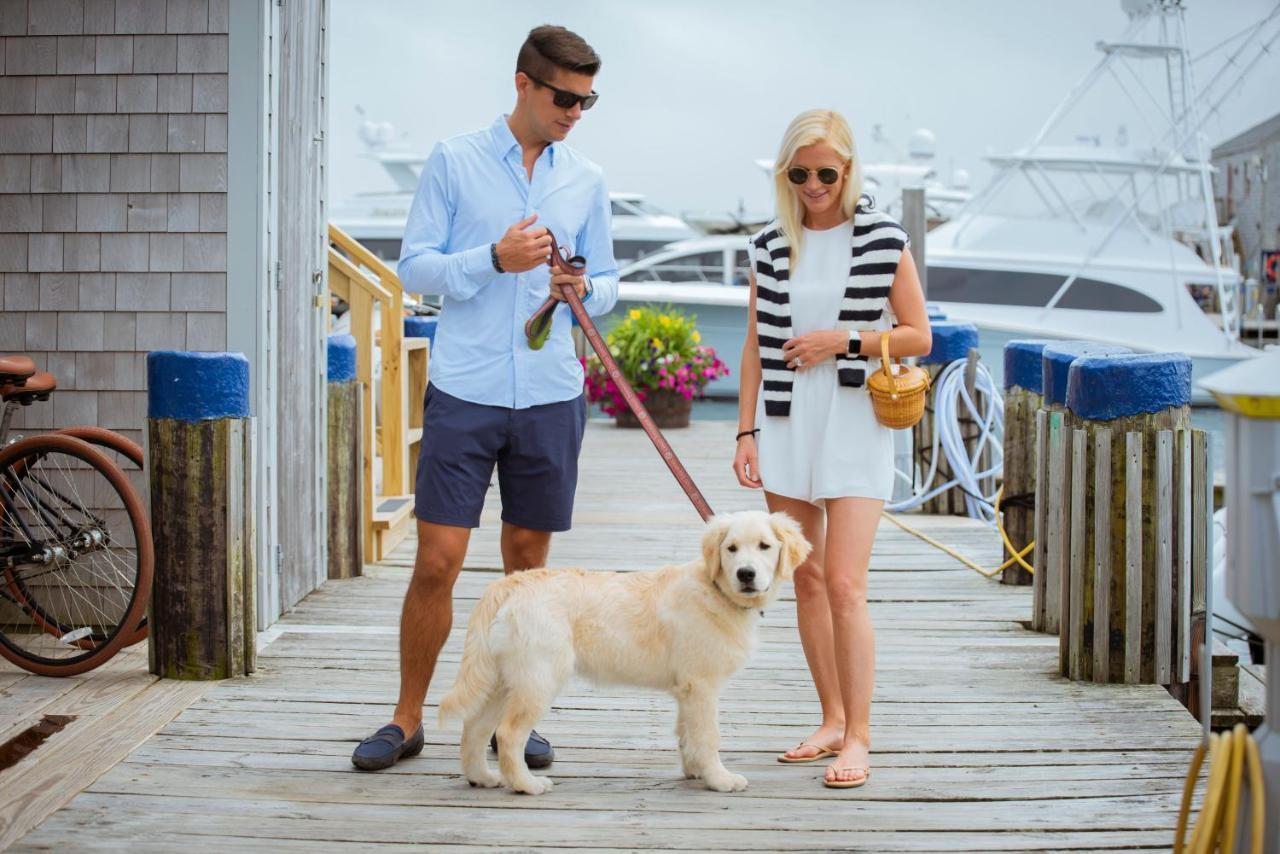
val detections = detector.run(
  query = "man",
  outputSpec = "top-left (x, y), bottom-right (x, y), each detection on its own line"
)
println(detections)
top-left (351, 25), bottom-right (618, 772)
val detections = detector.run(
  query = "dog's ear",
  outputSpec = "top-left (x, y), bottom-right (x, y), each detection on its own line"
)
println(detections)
top-left (769, 512), bottom-right (811, 581)
top-left (700, 515), bottom-right (732, 582)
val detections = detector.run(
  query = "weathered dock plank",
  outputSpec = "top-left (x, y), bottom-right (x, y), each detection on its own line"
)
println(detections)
top-left (9, 421), bottom-right (1201, 851)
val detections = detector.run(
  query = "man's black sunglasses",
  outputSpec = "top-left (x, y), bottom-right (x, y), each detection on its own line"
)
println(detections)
top-left (522, 72), bottom-right (599, 111)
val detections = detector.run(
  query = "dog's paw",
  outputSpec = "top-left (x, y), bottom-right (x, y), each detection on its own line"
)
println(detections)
top-left (465, 770), bottom-right (502, 789)
top-left (681, 762), bottom-right (700, 780)
top-left (510, 775), bottom-right (554, 795)
top-left (703, 772), bottom-right (749, 793)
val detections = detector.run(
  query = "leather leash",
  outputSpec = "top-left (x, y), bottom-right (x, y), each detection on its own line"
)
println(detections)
top-left (525, 234), bottom-right (714, 522)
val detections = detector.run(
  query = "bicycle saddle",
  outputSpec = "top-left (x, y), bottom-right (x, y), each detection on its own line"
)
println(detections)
top-left (0, 355), bottom-right (36, 385)
top-left (1, 371), bottom-right (55, 404)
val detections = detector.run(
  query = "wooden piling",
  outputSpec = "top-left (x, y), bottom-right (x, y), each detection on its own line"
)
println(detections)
top-left (1000, 340), bottom-right (1051, 586)
top-left (1052, 353), bottom-right (1199, 685)
top-left (327, 335), bottom-right (363, 580)
top-left (147, 352), bottom-right (255, 681)
top-left (1033, 342), bottom-right (1132, 637)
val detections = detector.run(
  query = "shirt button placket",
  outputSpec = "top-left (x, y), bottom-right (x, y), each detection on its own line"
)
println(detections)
top-left (513, 196), bottom-right (537, 410)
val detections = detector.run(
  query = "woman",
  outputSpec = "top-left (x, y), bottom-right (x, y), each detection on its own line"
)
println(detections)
top-left (733, 109), bottom-right (931, 789)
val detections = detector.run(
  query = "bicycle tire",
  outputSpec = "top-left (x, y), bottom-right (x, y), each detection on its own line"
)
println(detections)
top-left (56, 426), bottom-right (148, 647)
top-left (0, 433), bottom-right (153, 676)
top-left (58, 426), bottom-right (143, 468)
top-left (6, 427), bottom-right (149, 650)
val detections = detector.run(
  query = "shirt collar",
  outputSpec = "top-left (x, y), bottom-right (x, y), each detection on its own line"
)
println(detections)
top-left (491, 114), bottom-right (556, 167)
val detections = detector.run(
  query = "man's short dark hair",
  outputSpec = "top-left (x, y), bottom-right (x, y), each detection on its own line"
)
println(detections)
top-left (517, 25), bottom-right (601, 80)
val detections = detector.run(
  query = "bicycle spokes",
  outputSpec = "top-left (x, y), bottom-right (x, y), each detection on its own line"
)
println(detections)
top-left (0, 438), bottom-right (150, 671)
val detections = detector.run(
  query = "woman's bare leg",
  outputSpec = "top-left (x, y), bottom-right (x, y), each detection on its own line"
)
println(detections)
top-left (765, 492), bottom-right (844, 759)
top-left (821, 496), bottom-right (882, 784)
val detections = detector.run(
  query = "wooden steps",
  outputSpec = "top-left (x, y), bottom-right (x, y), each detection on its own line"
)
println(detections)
top-left (371, 493), bottom-right (415, 561)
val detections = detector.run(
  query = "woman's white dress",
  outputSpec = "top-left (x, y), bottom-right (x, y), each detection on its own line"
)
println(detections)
top-left (754, 220), bottom-right (895, 503)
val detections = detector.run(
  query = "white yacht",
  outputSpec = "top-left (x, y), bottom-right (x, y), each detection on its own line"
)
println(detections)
top-left (603, 0), bottom-right (1276, 403)
top-left (330, 118), bottom-right (699, 265)
top-left (606, 192), bottom-right (699, 263)
top-left (925, 0), bottom-right (1273, 396)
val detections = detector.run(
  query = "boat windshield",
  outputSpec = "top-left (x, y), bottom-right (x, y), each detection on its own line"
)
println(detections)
top-left (612, 198), bottom-right (678, 219)
top-left (621, 251), bottom-right (725, 283)
top-left (980, 158), bottom-right (1186, 234)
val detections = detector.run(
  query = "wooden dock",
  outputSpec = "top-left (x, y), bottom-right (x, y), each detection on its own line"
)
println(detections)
top-left (3, 420), bottom-right (1203, 851)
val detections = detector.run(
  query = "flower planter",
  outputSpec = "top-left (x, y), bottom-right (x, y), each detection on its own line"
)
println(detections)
top-left (614, 388), bottom-right (692, 429)
top-left (582, 306), bottom-right (729, 428)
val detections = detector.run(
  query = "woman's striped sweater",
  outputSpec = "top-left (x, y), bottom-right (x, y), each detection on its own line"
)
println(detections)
top-left (748, 199), bottom-right (909, 416)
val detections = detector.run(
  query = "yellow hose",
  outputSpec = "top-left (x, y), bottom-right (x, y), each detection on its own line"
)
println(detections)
top-left (993, 487), bottom-right (1035, 574)
top-left (1175, 723), bottom-right (1265, 854)
top-left (882, 487), bottom-right (1033, 578)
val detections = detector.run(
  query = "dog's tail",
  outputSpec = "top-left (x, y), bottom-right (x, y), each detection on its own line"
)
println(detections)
top-left (437, 579), bottom-right (511, 728)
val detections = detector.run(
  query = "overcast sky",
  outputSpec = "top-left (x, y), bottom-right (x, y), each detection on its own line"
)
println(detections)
top-left (328, 0), bottom-right (1280, 221)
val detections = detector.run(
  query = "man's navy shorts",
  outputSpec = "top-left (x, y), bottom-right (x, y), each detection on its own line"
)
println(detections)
top-left (413, 384), bottom-right (587, 531)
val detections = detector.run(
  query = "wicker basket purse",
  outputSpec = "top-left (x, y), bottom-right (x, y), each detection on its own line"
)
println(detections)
top-left (866, 331), bottom-right (931, 429)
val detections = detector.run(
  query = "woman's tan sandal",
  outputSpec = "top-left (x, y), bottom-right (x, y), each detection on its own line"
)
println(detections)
top-left (777, 742), bottom-right (839, 764)
top-left (823, 767), bottom-right (871, 789)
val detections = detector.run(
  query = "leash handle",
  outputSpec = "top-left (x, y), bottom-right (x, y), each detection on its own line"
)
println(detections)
top-left (534, 234), bottom-right (715, 522)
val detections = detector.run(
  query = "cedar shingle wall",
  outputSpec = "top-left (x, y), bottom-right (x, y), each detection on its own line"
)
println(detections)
top-left (0, 0), bottom-right (229, 448)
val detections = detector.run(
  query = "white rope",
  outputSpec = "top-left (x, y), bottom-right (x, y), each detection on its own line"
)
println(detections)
top-left (886, 358), bottom-right (1005, 524)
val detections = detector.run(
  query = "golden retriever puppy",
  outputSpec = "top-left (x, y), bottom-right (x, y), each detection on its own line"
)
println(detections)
top-left (438, 510), bottom-right (811, 795)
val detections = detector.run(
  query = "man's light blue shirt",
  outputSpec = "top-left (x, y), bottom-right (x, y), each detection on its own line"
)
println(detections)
top-left (398, 114), bottom-right (619, 410)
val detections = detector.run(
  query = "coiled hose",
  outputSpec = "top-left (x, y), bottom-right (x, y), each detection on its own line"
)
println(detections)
top-left (1175, 723), bottom-right (1264, 854)
top-left (886, 357), bottom-right (1004, 522)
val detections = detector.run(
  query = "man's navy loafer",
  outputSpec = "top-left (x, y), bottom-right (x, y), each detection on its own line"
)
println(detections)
top-left (489, 729), bottom-right (555, 769)
top-left (352, 723), bottom-right (424, 771)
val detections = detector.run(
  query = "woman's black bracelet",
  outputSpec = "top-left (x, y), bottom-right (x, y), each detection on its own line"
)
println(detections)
top-left (735, 428), bottom-right (760, 441)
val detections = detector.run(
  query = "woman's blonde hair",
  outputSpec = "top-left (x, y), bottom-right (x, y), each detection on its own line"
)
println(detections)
top-left (772, 109), bottom-right (863, 268)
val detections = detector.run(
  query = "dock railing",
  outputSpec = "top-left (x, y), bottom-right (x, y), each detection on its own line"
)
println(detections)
top-left (326, 224), bottom-right (426, 561)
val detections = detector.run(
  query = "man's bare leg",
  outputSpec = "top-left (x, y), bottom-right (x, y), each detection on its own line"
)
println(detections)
top-left (500, 521), bottom-right (552, 573)
top-left (388, 519), bottom-right (473, 737)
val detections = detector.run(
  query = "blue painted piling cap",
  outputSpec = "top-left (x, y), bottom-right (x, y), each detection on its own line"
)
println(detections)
top-left (404, 315), bottom-right (437, 343)
top-left (926, 303), bottom-right (947, 322)
top-left (1066, 352), bottom-right (1192, 421)
top-left (1041, 342), bottom-right (1132, 407)
top-left (1003, 340), bottom-right (1054, 394)
top-left (922, 321), bottom-right (979, 366)
top-left (327, 334), bottom-right (357, 383)
top-left (147, 351), bottom-right (250, 421)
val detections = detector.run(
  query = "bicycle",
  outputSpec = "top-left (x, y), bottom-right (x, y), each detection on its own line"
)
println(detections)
top-left (0, 355), bottom-right (153, 676)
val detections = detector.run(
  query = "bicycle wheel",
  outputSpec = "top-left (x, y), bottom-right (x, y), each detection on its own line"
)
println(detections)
top-left (57, 426), bottom-right (148, 647)
top-left (0, 433), bottom-right (153, 676)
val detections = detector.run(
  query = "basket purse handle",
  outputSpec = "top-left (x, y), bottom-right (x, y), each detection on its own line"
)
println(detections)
top-left (879, 330), bottom-right (898, 392)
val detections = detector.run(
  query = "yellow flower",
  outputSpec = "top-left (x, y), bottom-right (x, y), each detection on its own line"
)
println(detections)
top-left (651, 337), bottom-right (664, 352)
top-left (692, 330), bottom-right (701, 343)
top-left (660, 315), bottom-right (671, 327)
top-left (629, 309), bottom-right (642, 320)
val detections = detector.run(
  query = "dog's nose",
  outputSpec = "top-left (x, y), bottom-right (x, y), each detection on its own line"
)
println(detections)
top-left (736, 568), bottom-right (756, 584)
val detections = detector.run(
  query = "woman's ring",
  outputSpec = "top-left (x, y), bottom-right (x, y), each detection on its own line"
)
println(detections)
top-left (795, 358), bottom-right (804, 367)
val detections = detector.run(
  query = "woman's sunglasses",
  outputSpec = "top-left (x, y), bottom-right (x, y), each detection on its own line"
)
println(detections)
top-left (523, 72), bottom-right (599, 111)
top-left (786, 166), bottom-right (843, 186)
